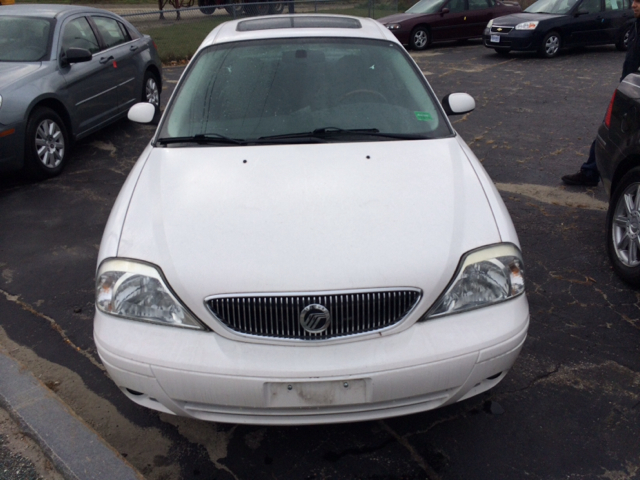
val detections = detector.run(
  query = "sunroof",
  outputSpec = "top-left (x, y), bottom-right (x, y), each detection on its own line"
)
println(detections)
top-left (237, 16), bottom-right (362, 31)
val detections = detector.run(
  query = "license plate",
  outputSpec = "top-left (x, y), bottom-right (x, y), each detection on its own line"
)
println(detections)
top-left (266, 379), bottom-right (368, 407)
top-left (491, 34), bottom-right (500, 43)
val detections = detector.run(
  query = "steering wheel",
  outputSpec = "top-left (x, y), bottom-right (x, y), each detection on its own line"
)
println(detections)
top-left (338, 89), bottom-right (388, 104)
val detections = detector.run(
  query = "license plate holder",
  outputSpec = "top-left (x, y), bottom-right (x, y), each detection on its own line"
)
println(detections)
top-left (491, 34), bottom-right (500, 43)
top-left (266, 379), bottom-right (368, 407)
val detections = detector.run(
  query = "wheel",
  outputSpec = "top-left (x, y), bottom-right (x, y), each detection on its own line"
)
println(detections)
top-left (198, 0), bottom-right (216, 14)
top-left (338, 89), bottom-right (388, 104)
top-left (24, 107), bottom-right (69, 179)
top-left (244, 0), bottom-right (269, 15)
top-left (494, 48), bottom-right (511, 56)
top-left (616, 25), bottom-right (632, 51)
top-left (143, 71), bottom-right (161, 108)
top-left (539, 31), bottom-right (560, 58)
top-left (268, 2), bottom-right (284, 13)
top-left (224, 3), bottom-right (244, 14)
top-left (409, 26), bottom-right (429, 51)
top-left (606, 167), bottom-right (640, 287)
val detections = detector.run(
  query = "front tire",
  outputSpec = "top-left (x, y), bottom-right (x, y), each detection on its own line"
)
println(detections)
top-left (494, 48), bottom-right (511, 56)
top-left (606, 167), bottom-right (640, 287)
top-left (539, 31), bottom-right (561, 58)
top-left (198, 0), bottom-right (216, 14)
top-left (143, 71), bottom-right (161, 108)
top-left (244, 0), bottom-right (269, 15)
top-left (616, 24), bottom-right (632, 51)
top-left (24, 107), bottom-right (69, 180)
top-left (410, 26), bottom-right (429, 51)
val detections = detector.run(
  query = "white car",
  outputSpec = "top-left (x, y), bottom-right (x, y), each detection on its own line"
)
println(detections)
top-left (94, 14), bottom-right (529, 425)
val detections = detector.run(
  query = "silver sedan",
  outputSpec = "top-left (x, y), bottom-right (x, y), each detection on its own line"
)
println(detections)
top-left (0, 4), bottom-right (162, 179)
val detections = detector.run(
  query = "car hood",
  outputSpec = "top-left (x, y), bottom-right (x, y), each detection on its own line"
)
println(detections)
top-left (0, 62), bottom-right (42, 90)
top-left (492, 12), bottom-right (564, 25)
top-left (117, 139), bottom-right (503, 328)
top-left (378, 12), bottom-right (422, 24)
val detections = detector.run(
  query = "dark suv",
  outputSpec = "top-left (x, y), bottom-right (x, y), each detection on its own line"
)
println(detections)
top-left (596, 73), bottom-right (640, 287)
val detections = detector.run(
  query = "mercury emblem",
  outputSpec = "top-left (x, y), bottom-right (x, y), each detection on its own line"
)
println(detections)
top-left (299, 304), bottom-right (332, 334)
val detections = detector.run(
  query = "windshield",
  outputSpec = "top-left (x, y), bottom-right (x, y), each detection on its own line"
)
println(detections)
top-left (525, 0), bottom-right (579, 14)
top-left (0, 17), bottom-right (53, 62)
top-left (158, 37), bottom-right (451, 145)
top-left (406, 0), bottom-right (448, 14)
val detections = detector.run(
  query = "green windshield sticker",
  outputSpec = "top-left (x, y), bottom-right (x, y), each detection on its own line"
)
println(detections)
top-left (415, 111), bottom-right (433, 121)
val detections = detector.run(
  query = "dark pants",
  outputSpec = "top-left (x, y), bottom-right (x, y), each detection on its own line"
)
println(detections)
top-left (288, 0), bottom-right (294, 12)
top-left (580, 139), bottom-right (600, 181)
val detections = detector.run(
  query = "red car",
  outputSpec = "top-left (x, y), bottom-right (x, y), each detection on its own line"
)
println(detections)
top-left (378, 0), bottom-right (522, 50)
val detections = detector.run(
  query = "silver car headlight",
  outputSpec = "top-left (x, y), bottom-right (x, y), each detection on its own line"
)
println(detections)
top-left (424, 243), bottom-right (525, 319)
top-left (487, 19), bottom-right (494, 28)
top-left (515, 21), bottom-right (538, 30)
top-left (96, 258), bottom-right (203, 329)
top-left (0, 94), bottom-right (3, 110)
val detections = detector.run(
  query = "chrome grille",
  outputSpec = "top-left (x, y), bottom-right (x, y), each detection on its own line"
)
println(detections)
top-left (206, 290), bottom-right (421, 340)
top-left (491, 26), bottom-right (513, 33)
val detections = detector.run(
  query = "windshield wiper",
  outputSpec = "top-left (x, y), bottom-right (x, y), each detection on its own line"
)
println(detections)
top-left (257, 127), bottom-right (428, 143)
top-left (156, 133), bottom-right (246, 146)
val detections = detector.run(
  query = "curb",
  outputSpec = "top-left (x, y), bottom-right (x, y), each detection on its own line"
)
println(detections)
top-left (0, 349), bottom-right (144, 480)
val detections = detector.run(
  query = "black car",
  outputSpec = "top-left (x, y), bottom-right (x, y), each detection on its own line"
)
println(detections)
top-left (483, 0), bottom-right (633, 57)
top-left (595, 73), bottom-right (640, 286)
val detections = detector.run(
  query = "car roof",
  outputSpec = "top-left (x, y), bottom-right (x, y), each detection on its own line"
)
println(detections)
top-left (199, 14), bottom-right (398, 49)
top-left (0, 4), bottom-right (113, 19)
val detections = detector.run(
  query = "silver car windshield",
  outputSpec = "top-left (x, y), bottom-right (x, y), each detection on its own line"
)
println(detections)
top-left (525, 0), bottom-right (579, 14)
top-left (0, 17), bottom-right (52, 62)
top-left (158, 37), bottom-right (452, 145)
top-left (406, 0), bottom-right (448, 14)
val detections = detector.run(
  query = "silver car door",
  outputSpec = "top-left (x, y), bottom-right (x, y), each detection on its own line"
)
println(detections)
top-left (90, 15), bottom-right (139, 113)
top-left (59, 16), bottom-right (121, 136)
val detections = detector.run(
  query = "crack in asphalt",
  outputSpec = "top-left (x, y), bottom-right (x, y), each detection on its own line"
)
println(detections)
top-left (0, 289), bottom-right (104, 372)
top-left (379, 420), bottom-right (442, 480)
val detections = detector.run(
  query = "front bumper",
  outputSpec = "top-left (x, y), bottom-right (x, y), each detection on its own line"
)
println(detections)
top-left (483, 29), bottom-right (540, 52)
top-left (94, 295), bottom-right (529, 425)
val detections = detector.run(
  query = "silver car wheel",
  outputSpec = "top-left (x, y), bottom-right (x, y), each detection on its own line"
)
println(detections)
top-left (612, 182), bottom-right (640, 268)
top-left (146, 77), bottom-right (160, 106)
top-left (545, 35), bottom-right (559, 56)
top-left (35, 119), bottom-right (65, 169)
top-left (413, 30), bottom-right (428, 49)
top-left (623, 28), bottom-right (631, 48)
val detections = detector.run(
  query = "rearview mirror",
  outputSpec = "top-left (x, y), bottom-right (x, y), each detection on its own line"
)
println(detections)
top-left (441, 93), bottom-right (475, 115)
top-left (128, 102), bottom-right (156, 124)
top-left (441, 7), bottom-right (450, 13)
top-left (65, 47), bottom-right (92, 64)
top-left (575, 8), bottom-right (589, 15)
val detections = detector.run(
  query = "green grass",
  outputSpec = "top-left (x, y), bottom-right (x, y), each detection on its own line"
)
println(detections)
top-left (146, 16), bottom-right (227, 62)
top-left (147, 6), bottom-right (399, 62)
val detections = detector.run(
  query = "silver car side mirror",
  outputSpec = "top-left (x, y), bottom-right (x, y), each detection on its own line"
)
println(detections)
top-left (441, 93), bottom-right (475, 116)
top-left (128, 102), bottom-right (156, 124)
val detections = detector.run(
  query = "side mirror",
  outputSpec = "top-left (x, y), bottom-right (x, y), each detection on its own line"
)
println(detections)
top-left (441, 7), bottom-right (450, 13)
top-left (441, 93), bottom-right (475, 115)
top-left (65, 47), bottom-right (92, 64)
top-left (575, 8), bottom-right (588, 15)
top-left (128, 102), bottom-right (156, 124)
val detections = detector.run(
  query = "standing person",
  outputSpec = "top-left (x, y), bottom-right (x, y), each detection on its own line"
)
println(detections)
top-left (561, 0), bottom-right (640, 186)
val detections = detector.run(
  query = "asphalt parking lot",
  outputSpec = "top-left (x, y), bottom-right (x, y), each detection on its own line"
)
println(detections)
top-left (1, 40), bottom-right (639, 480)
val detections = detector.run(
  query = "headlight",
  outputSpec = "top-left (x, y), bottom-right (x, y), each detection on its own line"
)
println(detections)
top-left (515, 21), bottom-right (538, 30)
top-left (386, 24), bottom-right (401, 30)
top-left (96, 258), bottom-right (203, 329)
top-left (424, 243), bottom-right (525, 319)
top-left (0, 95), bottom-right (3, 110)
top-left (487, 19), bottom-right (493, 28)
